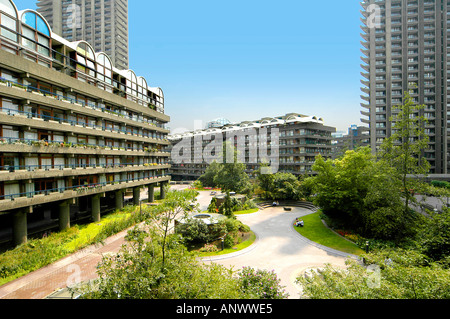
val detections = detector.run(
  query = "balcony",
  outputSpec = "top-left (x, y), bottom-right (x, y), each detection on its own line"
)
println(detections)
top-left (0, 108), bottom-right (169, 146)
top-left (0, 163), bottom-right (171, 182)
top-left (0, 77), bottom-right (170, 133)
top-left (0, 138), bottom-right (171, 157)
top-left (0, 175), bottom-right (171, 212)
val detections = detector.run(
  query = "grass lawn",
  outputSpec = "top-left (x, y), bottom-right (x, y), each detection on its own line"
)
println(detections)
top-left (234, 208), bottom-right (259, 215)
top-left (294, 212), bottom-right (365, 256)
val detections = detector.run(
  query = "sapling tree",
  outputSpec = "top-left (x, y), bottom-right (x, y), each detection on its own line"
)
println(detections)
top-left (148, 188), bottom-right (199, 269)
top-left (380, 90), bottom-right (430, 215)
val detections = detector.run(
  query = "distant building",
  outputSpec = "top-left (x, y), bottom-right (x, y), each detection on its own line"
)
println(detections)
top-left (332, 125), bottom-right (370, 158)
top-left (206, 118), bottom-right (231, 129)
top-left (169, 113), bottom-right (336, 181)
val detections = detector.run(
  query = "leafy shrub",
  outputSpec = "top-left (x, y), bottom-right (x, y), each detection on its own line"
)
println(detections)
top-left (238, 267), bottom-right (289, 299)
top-left (297, 248), bottom-right (450, 299)
top-left (224, 234), bottom-right (235, 248)
top-left (431, 180), bottom-right (450, 189)
top-left (176, 219), bottom-right (212, 245)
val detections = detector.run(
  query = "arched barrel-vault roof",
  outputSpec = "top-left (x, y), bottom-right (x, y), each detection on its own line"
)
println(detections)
top-left (0, 0), bottom-right (18, 18)
top-left (96, 52), bottom-right (113, 68)
top-left (20, 9), bottom-right (51, 36)
top-left (74, 40), bottom-right (96, 61)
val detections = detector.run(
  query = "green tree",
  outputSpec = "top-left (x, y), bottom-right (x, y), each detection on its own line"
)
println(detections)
top-left (306, 148), bottom-right (376, 227)
top-left (306, 147), bottom-right (418, 240)
top-left (361, 161), bottom-right (418, 240)
top-left (148, 189), bottom-right (198, 269)
top-left (219, 192), bottom-right (235, 219)
top-left (380, 90), bottom-right (430, 215)
top-left (199, 161), bottom-right (222, 188)
top-left (271, 173), bottom-right (304, 200)
top-left (207, 196), bottom-right (218, 213)
top-left (255, 164), bottom-right (275, 199)
top-left (418, 207), bottom-right (450, 263)
top-left (256, 169), bottom-right (304, 201)
top-left (81, 229), bottom-right (246, 299)
top-left (199, 142), bottom-right (252, 194)
top-left (239, 267), bottom-right (289, 299)
top-left (214, 161), bottom-right (251, 194)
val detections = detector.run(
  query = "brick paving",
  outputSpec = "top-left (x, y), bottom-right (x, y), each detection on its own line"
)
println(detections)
top-left (0, 228), bottom-right (129, 299)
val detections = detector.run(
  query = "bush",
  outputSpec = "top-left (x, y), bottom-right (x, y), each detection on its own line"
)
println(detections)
top-left (297, 248), bottom-right (450, 299)
top-left (176, 219), bottom-right (212, 245)
top-left (238, 267), bottom-right (289, 299)
top-left (431, 180), bottom-right (450, 189)
top-left (199, 243), bottom-right (219, 253)
top-left (224, 234), bottom-right (235, 248)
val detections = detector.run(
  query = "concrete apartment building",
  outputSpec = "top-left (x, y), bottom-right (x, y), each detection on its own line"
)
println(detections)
top-left (36, 0), bottom-right (129, 70)
top-left (0, 0), bottom-right (170, 247)
top-left (332, 125), bottom-right (370, 159)
top-left (169, 113), bottom-right (336, 181)
top-left (360, 0), bottom-right (450, 174)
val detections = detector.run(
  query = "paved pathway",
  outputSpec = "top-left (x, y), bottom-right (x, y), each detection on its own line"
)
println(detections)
top-left (0, 188), bottom-right (357, 299)
top-left (201, 205), bottom-right (356, 299)
top-left (0, 227), bottom-right (129, 299)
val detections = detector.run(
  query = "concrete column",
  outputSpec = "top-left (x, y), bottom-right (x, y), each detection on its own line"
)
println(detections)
top-left (160, 182), bottom-right (166, 200)
top-left (59, 201), bottom-right (71, 231)
top-left (133, 187), bottom-right (140, 206)
top-left (91, 194), bottom-right (101, 222)
top-left (13, 208), bottom-right (28, 246)
top-left (115, 189), bottom-right (124, 210)
top-left (147, 185), bottom-right (154, 203)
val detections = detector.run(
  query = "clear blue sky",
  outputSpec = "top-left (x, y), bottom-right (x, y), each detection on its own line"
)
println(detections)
top-left (17, 0), bottom-right (363, 133)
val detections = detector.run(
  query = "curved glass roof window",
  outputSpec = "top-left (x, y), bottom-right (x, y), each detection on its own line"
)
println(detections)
top-left (137, 76), bottom-right (148, 104)
top-left (75, 42), bottom-right (96, 78)
top-left (96, 52), bottom-right (113, 86)
top-left (126, 70), bottom-right (138, 100)
top-left (21, 10), bottom-right (51, 56)
top-left (0, 0), bottom-right (18, 42)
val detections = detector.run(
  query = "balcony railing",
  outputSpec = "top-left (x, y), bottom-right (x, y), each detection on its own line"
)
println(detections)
top-left (0, 105), bottom-right (168, 139)
top-left (0, 137), bottom-right (170, 154)
top-left (0, 175), bottom-right (170, 201)
top-left (0, 77), bottom-right (168, 130)
top-left (0, 162), bottom-right (169, 172)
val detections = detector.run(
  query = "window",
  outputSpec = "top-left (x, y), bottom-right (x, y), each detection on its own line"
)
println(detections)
top-left (0, 0), bottom-right (16, 17)
top-left (96, 52), bottom-right (113, 90)
top-left (0, 97), bottom-right (18, 114)
top-left (126, 70), bottom-right (138, 100)
top-left (21, 11), bottom-right (51, 56)
top-left (0, 10), bottom-right (16, 41)
top-left (138, 77), bottom-right (148, 105)
top-left (76, 42), bottom-right (96, 78)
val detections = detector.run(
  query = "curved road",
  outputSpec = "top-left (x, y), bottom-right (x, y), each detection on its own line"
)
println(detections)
top-left (200, 201), bottom-right (355, 299)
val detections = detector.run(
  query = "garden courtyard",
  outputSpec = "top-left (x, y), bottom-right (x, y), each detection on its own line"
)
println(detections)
top-left (0, 185), bottom-right (360, 299)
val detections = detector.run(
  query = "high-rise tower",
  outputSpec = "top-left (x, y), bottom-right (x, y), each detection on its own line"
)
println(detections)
top-left (360, 0), bottom-right (448, 174)
top-left (37, 0), bottom-right (129, 70)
